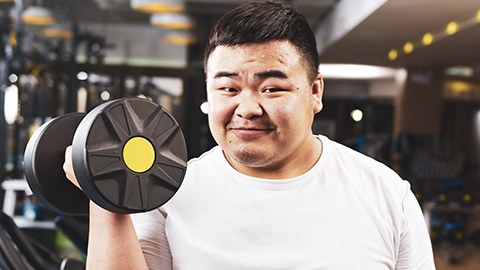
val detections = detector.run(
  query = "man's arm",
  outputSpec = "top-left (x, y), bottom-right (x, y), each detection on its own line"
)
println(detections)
top-left (86, 203), bottom-right (149, 270)
top-left (64, 146), bottom-right (149, 270)
top-left (395, 189), bottom-right (436, 270)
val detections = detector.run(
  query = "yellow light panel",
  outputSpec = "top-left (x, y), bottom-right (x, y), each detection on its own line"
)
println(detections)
top-left (21, 15), bottom-right (55, 25)
top-left (133, 3), bottom-right (185, 13)
top-left (162, 36), bottom-right (196, 45)
top-left (152, 22), bottom-right (193, 30)
top-left (445, 81), bottom-right (472, 94)
top-left (477, 10), bottom-right (480, 22)
top-left (41, 28), bottom-right (73, 39)
top-left (403, 42), bottom-right (413, 54)
top-left (422, 33), bottom-right (433, 46)
top-left (388, 49), bottom-right (397, 61)
top-left (446, 21), bottom-right (458, 35)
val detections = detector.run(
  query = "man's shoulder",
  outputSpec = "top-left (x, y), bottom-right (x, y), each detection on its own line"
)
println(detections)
top-left (322, 136), bottom-right (410, 209)
top-left (185, 145), bottom-right (228, 176)
top-left (322, 135), bottom-right (405, 188)
top-left (324, 136), bottom-right (394, 172)
top-left (187, 145), bottom-right (222, 166)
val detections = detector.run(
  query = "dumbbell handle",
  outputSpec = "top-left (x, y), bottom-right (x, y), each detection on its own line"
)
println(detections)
top-left (63, 146), bottom-right (82, 191)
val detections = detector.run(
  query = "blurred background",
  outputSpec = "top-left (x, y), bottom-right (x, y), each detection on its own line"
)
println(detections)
top-left (0, 0), bottom-right (479, 269)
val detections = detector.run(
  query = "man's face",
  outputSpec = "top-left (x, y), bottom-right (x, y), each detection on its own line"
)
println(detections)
top-left (206, 40), bottom-right (323, 177)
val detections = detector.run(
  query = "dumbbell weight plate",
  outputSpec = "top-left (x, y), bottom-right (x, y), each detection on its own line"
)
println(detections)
top-left (72, 98), bottom-right (187, 214)
top-left (23, 113), bottom-right (90, 215)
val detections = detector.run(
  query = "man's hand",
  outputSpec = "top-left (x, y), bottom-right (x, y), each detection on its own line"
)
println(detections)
top-left (63, 146), bottom-right (82, 190)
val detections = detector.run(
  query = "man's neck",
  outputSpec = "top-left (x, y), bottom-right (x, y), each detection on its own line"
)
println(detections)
top-left (223, 136), bottom-right (323, 179)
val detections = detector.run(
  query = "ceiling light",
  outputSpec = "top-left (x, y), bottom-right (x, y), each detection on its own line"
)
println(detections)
top-left (350, 109), bottom-right (363, 122)
top-left (41, 25), bottom-right (73, 39)
top-left (150, 13), bottom-right (194, 30)
top-left (100, 91), bottom-right (111, 101)
top-left (320, 64), bottom-right (398, 80)
top-left (77, 71), bottom-right (89, 81)
top-left (8, 73), bottom-right (18, 83)
top-left (422, 33), bottom-right (433, 46)
top-left (444, 81), bottom-right (472, 94)
top-left (4, 84), bottom-right (18, 125)
top-left (445, 66), bottom-right (474, 77)
top-left (131, 0), bottom-right (185, 14)
top-left (388, 49), bottom-right (397, 61)
top-left (388, 11), bottom-right (480, 61)
top-left (161, 31), bottom-right (196, 45)
top-left (21, 6), bottom-right (55, 25)
top-left (446, 21), bottom-right (458, 35)
top-left (200, 101), bottom-right (209, 114)
top-left (403, 42), bottom-right (413, 54)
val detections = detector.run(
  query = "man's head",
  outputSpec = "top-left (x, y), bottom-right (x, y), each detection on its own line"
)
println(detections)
top-left (204, 0), bottom-right (323, 179)
top-left (204, 0), bottom-right (319, 83)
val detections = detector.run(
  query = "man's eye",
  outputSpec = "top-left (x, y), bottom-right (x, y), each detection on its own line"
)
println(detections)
top-left (262, 88), bottom-right (283, 93)
top-left (222, 87), bottom-right (237, 92)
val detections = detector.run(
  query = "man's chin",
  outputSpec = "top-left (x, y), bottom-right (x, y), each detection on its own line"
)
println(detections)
top-left (226, 148), bottom-right (274, 168)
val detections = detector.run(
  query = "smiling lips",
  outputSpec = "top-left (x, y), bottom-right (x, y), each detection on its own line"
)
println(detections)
top-left (228, 126), bottom-right (275, 139)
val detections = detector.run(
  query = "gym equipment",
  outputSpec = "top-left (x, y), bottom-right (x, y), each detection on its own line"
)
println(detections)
top-left (24, 98), bottom-right (188, 214)
top-left (470, 228), bottom-right (480, 248)
top-left (432, 179), bottom-right (474, 206)
top-left (24, 113), bottom-right (88, 215)
top-left (0, 212), bottom-right (86, 270)
top-left (459, 192), bottom-right (474, 207)
top-left (54, 216), bottom-right (89, 255)
top-left (443, 221), bottom-right (466, 246)
top-left (429, 225), bottom-right (441, 245)
top-left (435, 192), bottom-right (449, 205)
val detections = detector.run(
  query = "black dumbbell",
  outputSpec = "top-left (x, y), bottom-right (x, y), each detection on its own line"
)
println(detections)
top-left (23, 98), bottom-right (188, 215)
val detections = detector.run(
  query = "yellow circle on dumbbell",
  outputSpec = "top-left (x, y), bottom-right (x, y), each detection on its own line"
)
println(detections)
top-left (123, 137), bottom-right (155, 173)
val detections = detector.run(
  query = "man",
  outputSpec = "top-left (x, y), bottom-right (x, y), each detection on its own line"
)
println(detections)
top-left (64, 0), bottom-right (435, 269)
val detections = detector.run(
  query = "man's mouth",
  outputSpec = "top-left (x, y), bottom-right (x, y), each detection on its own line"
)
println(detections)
top-left (230, 126), bottom-right (271, 131)
top-left (228, 126), bottom-right (275, 139)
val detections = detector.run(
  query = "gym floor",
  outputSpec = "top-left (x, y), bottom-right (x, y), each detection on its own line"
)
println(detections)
top-left (434, 247), bottom-right (480, 269)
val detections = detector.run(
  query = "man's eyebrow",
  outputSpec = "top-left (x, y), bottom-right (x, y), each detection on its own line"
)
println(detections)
top-left (255, 70), bottom-right (288, 79)
top-left (212, 70), bottom-right (288, 80)
top-left (213, 72), bottom-right (238, 79)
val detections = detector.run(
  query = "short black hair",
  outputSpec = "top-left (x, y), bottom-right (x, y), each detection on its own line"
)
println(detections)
top-left (204, 0), bottom-right (319, 82)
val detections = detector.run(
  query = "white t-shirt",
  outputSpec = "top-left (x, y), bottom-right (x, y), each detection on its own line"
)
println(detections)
top-left (132, 135), bottom-right (435, 270)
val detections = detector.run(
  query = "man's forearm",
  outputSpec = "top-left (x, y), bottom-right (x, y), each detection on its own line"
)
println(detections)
top-left (86, 201), bottom-right (149, 270)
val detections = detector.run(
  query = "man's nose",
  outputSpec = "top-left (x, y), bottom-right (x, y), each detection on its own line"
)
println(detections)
top-left (234, 93), bottom-right (264, 119)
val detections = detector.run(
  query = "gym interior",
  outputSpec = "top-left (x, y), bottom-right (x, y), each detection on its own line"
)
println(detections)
top-left (1, 0), bottom-right (480, 269)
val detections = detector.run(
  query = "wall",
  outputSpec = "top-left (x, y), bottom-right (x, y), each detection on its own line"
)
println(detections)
top-left (394, 68), bottom-right (443, 135)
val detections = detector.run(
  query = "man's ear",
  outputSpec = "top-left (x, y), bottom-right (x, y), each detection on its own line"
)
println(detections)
top-left (312, 72), bottom-right (324, 114)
